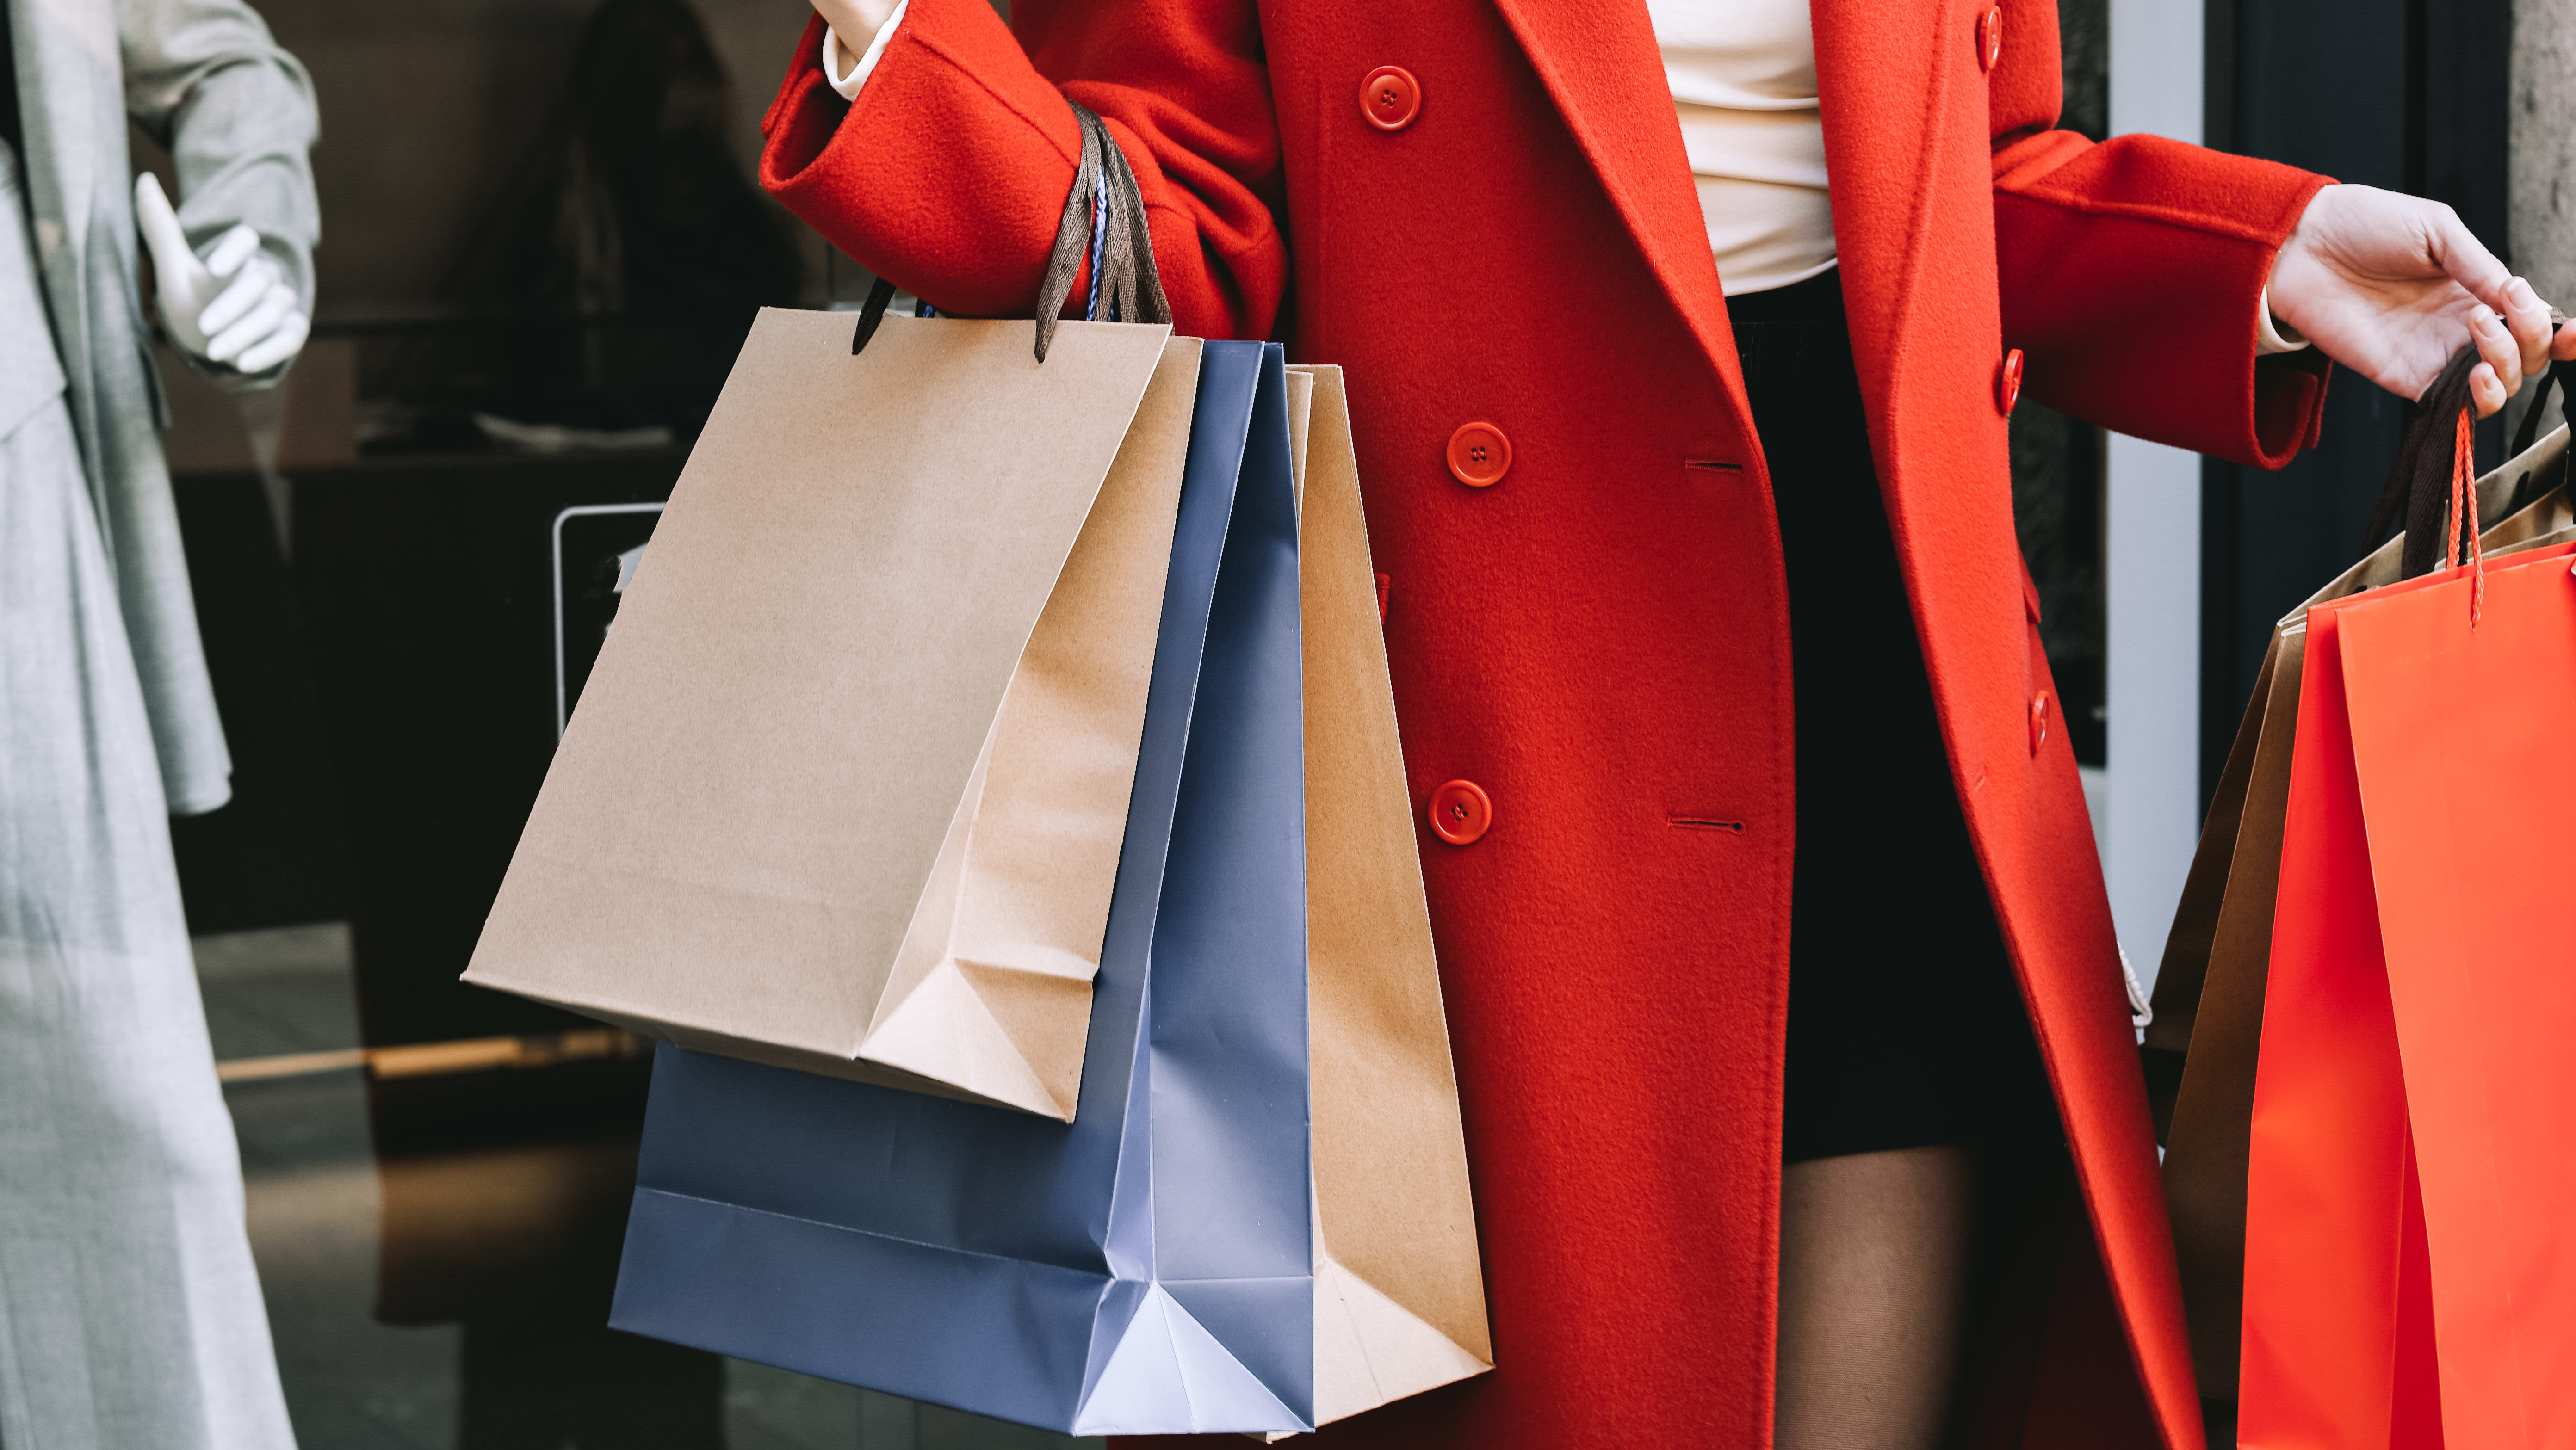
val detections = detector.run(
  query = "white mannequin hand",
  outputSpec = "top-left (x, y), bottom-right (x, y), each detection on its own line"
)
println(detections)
top-left (135, 173), bottom-right (310, 375)
top-left (2267, 184), bottom-right (2576, 416)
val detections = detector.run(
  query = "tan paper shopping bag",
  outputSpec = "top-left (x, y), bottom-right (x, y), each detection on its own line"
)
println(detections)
top-left (1291, 364), bottom-right (1494, 1423)
top-left (2153, 407), bottom-right (2572, 1397)
top-left (465, 306), bottom-right (1201, 1119)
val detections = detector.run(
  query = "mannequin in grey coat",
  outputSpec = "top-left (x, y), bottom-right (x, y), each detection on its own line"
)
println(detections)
top-left (0, 0), bottom-right (318, 1445)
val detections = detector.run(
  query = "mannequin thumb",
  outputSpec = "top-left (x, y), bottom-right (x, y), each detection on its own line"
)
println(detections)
top-left (134, 173), bottom-right (207, 293)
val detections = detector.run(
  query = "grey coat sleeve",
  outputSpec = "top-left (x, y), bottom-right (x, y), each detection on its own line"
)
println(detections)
top-left (115, 0), bottom-right (320, 315)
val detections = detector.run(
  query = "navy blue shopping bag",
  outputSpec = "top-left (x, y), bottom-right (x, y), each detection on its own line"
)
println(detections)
top-left (607, 339), bottom-right (1314, 1437)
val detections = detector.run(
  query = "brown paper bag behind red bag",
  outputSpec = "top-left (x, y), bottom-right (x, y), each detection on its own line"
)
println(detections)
top-left (2155, 419), bottom-right (2574, 1396)
top-left (465, 309), bottom-right (1198, 1120)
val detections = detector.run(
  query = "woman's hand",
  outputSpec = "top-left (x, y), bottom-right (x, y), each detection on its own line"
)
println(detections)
top-left (811, 0), bottom-right (901, 51)
top-left (2266, 184), bottom-right (2576, 416)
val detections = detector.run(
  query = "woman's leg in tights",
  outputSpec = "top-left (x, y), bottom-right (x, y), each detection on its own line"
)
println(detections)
top-left (1774, 1144), bottom-right (1978, 1450)
top-left (1732, 277), bottom-right (2045, 1450)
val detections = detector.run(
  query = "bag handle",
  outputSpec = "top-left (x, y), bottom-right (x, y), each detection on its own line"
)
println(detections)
top-left (2508, 356), bottom-right (2576, 458)
top-left (2497, 353), bottom-right (2576, 517)
top-left (2352, 341), bottom-right (2488, 618)
top-left (2443, 401), bottom-right (2486, 623)
top-left (1034, 105), bottom-right (1172, 356)
top-left (852, 102), bottom-right (1170, 362)
top-left (2361, 343), bottom-right (2482, 581)
top-left (2361, 312), bottom-right (2576, 561)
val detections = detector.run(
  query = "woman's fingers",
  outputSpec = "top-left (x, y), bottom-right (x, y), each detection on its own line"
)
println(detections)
top-left (2430, 203), bottom-right (2515, 315)
top-left (2470, 306), bottom-right (2523, 406)
top-left (2501, 277), bottom-right (2556, 380)
top-left (2428, 204), bottom-right (2534, 411)
top-left (2471, 360), bottom-right (2509, 418)
top-left (2272, 188), bottom-right (2570, 405)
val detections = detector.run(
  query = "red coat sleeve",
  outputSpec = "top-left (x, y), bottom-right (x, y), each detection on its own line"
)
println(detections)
top-left (1985, 0), bottom-right (2332, 470)
top-left (759, 0), bottom-right (1286, 342)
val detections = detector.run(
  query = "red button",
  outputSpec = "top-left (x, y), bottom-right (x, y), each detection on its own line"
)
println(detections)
top-left (2030, 692), bottom-right (2051, 755)
top-left (1446, 422), bottom-right (1511, 487)
top-left (1977, 7), bottom-right (2004, 71)
top-left (1361, 67), bottom-right (1421, 132)
top-left (1429, 780), bottom-right (1492, 845)
top-left (1998, 348), bottom-right (2025, 415)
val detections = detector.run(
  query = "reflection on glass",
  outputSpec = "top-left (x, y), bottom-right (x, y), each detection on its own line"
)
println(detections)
top-left (170, 1), bottom-right (1095, 1444)
top-left (209, 924), bottom-right (1096, 1448)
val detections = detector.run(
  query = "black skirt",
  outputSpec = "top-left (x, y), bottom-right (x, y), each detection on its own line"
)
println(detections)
top-left (1730, 271), bottom-right (2059, 1164)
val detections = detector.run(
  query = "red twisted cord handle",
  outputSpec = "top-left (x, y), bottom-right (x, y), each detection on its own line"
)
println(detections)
top-left (2448, 407), bottom-right (2486, 626)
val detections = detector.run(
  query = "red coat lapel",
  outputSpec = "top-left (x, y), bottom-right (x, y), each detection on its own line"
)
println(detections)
top-left (1808, 0), bottom-right (1951, 411)
top-left (1491, 0), bottom-right (1955, 428)
top-left (1486, 0), bottom-right (1741, 394)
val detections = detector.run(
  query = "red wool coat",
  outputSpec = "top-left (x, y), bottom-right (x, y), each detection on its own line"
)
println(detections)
top-left (759, 3), bottom-right (2332, 1445)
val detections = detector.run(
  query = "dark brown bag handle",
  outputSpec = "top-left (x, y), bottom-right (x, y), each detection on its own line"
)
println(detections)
top-left (2362, 309), bottom-right (2576, 575)
top-left (2361, 344), bottom-right (2483, 580)
top-left (2501, 356), bottom-right (2576, 518)
top-left (852, 102), bottom-right (1170, 362)
top-left (2510, 357), bottom-right (2576, 457)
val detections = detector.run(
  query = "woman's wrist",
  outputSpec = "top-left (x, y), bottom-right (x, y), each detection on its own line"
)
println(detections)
top-left (2255, 286), bottom-right (2310, 355)
top-left (811, 0), bottom-right (902, 54)
top-left (817, 0), bottom-right (910, 101)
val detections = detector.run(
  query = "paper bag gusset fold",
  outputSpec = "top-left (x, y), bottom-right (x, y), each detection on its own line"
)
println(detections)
top-left (1292, 364), bottom-right (1492, 1420)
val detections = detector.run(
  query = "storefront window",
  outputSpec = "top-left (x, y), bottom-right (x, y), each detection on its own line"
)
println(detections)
top-left (162, 0), bottom-right (1081, 1443)
top-left (149, 0), bottom-right (2114, 1443)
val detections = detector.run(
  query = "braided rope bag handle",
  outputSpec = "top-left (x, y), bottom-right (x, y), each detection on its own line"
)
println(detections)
top-left (852, 103), bottom-right (1171, 361)
top-left (2446, 402), bottom-right (2487, 624)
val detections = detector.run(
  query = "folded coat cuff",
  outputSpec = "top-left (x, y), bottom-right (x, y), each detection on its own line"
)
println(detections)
top-left (762, 0), bottom-right (1102, 321)
top-left (1995, 131), bottom-right (2334, 470)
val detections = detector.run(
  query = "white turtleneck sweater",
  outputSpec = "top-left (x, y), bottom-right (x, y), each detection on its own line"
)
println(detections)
top-left (1644, 0), bottom-right (1836, 295)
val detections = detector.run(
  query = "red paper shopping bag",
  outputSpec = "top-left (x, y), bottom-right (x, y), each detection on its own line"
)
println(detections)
top-left (2244, 488), bottom-right (2576, 1450)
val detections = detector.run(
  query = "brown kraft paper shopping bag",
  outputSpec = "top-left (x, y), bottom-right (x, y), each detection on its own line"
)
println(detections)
top-left (2153, 407), bottom-right (2573, 1397)
top-left (465, 306), bottom-right (1200, 1119)
top-left (1288, 364), bottom-right (1494, 1422)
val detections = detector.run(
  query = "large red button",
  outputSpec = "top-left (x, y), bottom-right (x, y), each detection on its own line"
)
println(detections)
top-left (2030, 692), bottom-right (2052, 755)
top-left (1997, 348), bottom-right (2025, 415)
top-left (1429, 780), bottom-right (1492, 845)
top-left (1446, 422), bottom-right (1511, 487)
top-left (1977, 7), bottom-right (2004, 72)
top-left (1361, 67), bottom-right (1421, 132)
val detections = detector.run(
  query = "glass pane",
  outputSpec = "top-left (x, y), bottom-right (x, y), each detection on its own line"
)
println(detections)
top-left (210, 923), bottom-right (1099, 1449)
top-left (161, 6), bottom-right (1092, 1438)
